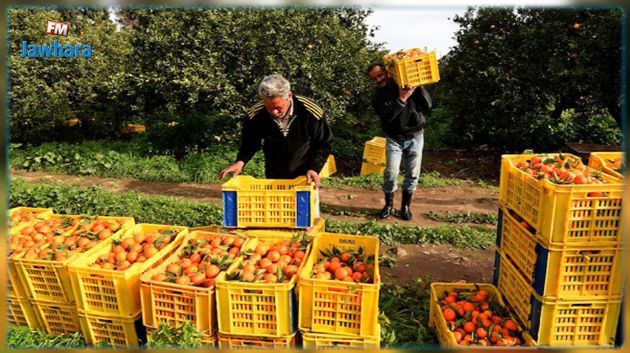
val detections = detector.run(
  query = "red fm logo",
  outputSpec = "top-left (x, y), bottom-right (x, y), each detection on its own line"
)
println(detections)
top-left (46, 21), bottom-right (69, 36)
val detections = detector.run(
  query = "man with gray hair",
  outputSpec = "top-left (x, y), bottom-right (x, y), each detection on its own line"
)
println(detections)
top-left (220, 74), bottom-right (333, 188)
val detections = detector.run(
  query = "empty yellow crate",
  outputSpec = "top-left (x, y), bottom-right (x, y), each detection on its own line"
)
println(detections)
top-left (360, 160), bottom-right (386, 177)
top-left (428, 282), bottom-right (536, 347)
top-left (222, 176), bottom-right (316, 229)
top-left (79, 310), bottom-right (143, 347)
top-left (298, 233), bottom-right (380, 338)
top-left (588, 152), bottom-right (624, 181)
top-left (497, 208), bottom-right (622, 299)
top-left (385, 50), bottom-right (440, 88)
top-left (68, 224), bottom-right (188, 317)
top-left (499, 154), bottom-right (623, 247)
top-left (494, 251), bottom-right (621, 346)
top-left (140, 230), bottom-right (247, 335)
top-left (121, 123), bottom-right (146, 133)
top-left (320, 154), bottom-right (337, 178)
top-left (362, 137), bottom-right (386, 163)
top-left (215, 236), bottom-right (307, 337)
top-left (301, 329), bottom-right (381, 349)
top-left (15, 216), bottom-right (135, 303)
top-left (32, 300), bottom-right (81, 335)
top-left (217, 332), bottom-right (295, 349)
top-left (7, 296), bottom-right (41, 328)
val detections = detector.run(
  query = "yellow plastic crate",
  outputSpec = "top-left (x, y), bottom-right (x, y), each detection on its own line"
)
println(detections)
top-left (217, 332), bottom-right (295, 349)
top-left (298, 233), bottom-right (380, 338)
top-left (494, 251), bottom-right (621, 346)
top-left (32, 300), bottom-right (81, 335)
top-left (15, 216), bottom-right (135, 303)
top-left (147, 328), bottom-right (217, 346)
top-left (588, 152), bottom-right (624, 181)
top-left (8, 207), bottom-right (53, 230)
top-left (79, 310), bottom-right (143, 347)
top-left (121, 123), bottom-right (146, 133)
top-left (362, 137), bottom-right (386, 164)
top-left (215, 236), bottom-right (306, 337)
top-left (499, 154), bottom-right (623, 247)
top-left (7, 296), bottom-right (41, 328)
top-left (385, 50), bottom-right (440, 88)
top-left (428, 282), bottom-right (536, 347)
top-left (497, 208), bottom-right (622, 298)
top-left (8, 255), bottom-right (28, 298)
top-left (222, 176), bottom-right (316, 229)
top-left (320, 154), bottom-right (337, 178)
top-left (301, 329), bottom-right (381, 349)
top-left (68, 224), bottom-right (188, 317)
top-left (360, 160), bottom-right (386, 177)
top-left (140, 230), bottom-right (246, 335)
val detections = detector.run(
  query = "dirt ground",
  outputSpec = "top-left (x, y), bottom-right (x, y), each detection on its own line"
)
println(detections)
top-left (12, 170), bottom-right (500, 283)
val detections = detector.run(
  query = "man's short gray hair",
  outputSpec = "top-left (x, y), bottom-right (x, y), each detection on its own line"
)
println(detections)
top-left (259, 75), bottom-right (291, 100)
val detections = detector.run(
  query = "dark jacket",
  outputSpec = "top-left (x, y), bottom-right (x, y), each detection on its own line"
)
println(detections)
top-left (372, 79), bottom-right (432, 139)
top-left (236, 95), bottom-right (334, 179)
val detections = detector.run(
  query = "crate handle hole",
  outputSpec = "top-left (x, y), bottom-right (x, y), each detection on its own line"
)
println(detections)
top-left (244, 289), bottom-right (264, 295)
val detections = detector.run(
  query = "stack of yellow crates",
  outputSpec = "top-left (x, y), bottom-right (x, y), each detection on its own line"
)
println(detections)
top-left (360, 137), bottom-right (387, 176)
top-left (494, 152), bottom-right (624, 347)
top-left (68, 223), bottom-right (187, 347)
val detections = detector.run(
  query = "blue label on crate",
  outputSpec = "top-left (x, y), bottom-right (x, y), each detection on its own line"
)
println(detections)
top-left (496, 208), bottom-right (504, 247)
top-left (492, 252), bottom-right (501, 286)
top-left (530, 295), bottom-right (542, 341)
top-left (296, 191), bottom-right (310, 228)
top-left (533, 244), bottom-right (549, 296)
top-left (223, 191), bottom-right (237, 227)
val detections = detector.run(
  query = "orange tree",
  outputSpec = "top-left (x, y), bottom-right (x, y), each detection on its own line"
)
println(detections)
top-left (435, 7), bottom-right (623, 151)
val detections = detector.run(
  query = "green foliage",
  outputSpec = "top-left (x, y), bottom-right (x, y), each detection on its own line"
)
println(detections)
top-left (146, 322), bottom-right (204, 348)
top-left (125, 7), bottom-right (383, 125)
top-left (326, 220), bottom-right (496, 249)
top-left (9, 8), bottom-right (134, 143)
top-left (425, 211), bottom-right (498, 225)
top-left (422, 107), bottom-right (459, 151)
top-left (7, 326), bottom-right (85, 349)
top-left (379, 277), bottom-right (438, 347)
top-left (10, 140), bottom-right (266, 182)
top-left (9, 8), bottom-right (384, 147)
top-left (436, 7), bottom-right (622, 151)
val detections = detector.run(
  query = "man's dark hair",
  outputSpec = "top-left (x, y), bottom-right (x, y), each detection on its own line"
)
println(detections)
top-left (366, 63), bottom-right (384, 75)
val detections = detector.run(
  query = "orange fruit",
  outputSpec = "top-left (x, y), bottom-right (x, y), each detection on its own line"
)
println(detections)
top-left (443, 308), bottom-right (456, 321)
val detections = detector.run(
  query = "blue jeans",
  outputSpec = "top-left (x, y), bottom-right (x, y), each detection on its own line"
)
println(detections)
top-left (382, 132), bottom-right (424, 193)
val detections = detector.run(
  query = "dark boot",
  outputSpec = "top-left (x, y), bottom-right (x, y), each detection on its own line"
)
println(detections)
top-left (379, 193), bottom-right (394, 219)
top-left (400, 191), bottom-right (413, 220)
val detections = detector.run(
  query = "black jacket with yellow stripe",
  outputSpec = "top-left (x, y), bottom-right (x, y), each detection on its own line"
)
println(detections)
top-left (236, 95), bottom-right (334, 179)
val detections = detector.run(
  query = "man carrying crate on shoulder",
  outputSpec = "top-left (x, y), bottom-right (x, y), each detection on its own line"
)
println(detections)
top-left (220, 74), bottom-right (334, 191)
top-left (367, 63), bottom-right (432, 221)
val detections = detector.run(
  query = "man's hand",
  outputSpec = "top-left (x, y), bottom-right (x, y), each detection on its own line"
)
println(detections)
top-left (306, 170), bottom-right (321, 189)
top-left (399, 85), bottom-right (416, 103)
top-left (220, 161), bottom-right (245, 180)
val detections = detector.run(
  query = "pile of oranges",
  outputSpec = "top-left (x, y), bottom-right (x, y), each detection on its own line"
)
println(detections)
top-left (92, 228), bottom-right (178, 271)
top-left (384, 48), bottom-right (426, 65)
top-left (515, 154), bottom-right (606, 186)
top-left (151, 233), bottom-right (245, 287)
top-left (227, 237), bottom-right (308, 284)
top-left (311, 246), bottom-right (375, 283)
top-left (9, 216), bottom-right (78, 259)
top-left (9, 209), bottom-right (48, 228)
top-left (439, 289), bottom-right (527, 346)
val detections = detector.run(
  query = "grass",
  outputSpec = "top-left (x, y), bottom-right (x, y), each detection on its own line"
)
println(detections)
top-left (425, 211), bottom-right (498, 225)
top-left (322, 170), bottom-right (463, 190)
